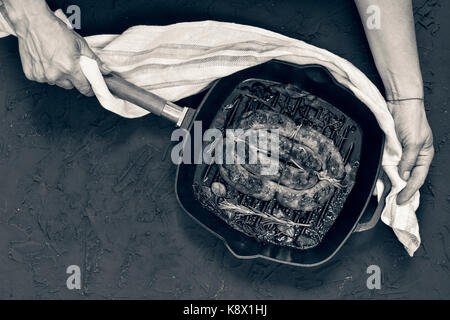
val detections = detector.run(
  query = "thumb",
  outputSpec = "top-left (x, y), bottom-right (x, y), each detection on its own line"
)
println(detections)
top-left (398, 144), bottom-right (420, 180)
top-left (80, 43), bottom-right (111, 75)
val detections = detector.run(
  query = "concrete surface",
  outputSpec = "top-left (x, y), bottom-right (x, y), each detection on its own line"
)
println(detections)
top-left (0, 0), bottom-right (448, 299)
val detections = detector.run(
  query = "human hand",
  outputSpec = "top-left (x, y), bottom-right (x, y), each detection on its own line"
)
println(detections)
top-left (4, 0), bottom-right (109, 96)
top-left (388, 99), bottom-right (434, 205)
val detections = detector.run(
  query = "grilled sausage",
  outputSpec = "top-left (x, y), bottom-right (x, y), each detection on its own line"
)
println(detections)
top-left (232, 135), bottom-right (320, 190)
top-left (219, 162), bottom-right (277, 201)
top-left (236, 110), bottom-right (345, 179)
top-left (218, 109), bottom-right (346, 211)
top-left (220, 160), bottom-right (335, 211)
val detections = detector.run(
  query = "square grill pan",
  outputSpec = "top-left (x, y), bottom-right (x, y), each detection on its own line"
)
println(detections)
top-left (175, 60), bottom-right (384, 267)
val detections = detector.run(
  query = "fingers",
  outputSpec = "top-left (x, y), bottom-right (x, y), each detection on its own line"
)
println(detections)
top-left (42, 60), bottom-right (90, 94)
top-left (80, 42), bottom-right (111, 75)
top-left (397, 165), bottom-right (428, 205)
top-left (398, 144), bottom-right (420, 180)
top-left (97, 61), bottom-right (112, 75)
top-left (70, 71), bottom-right (94, 97)
top-left (397, 143), bottom-right (434, 205)
top-left (18, 46), bottom-right (34, 81)
top-left (65, 42), bottom-right (107, 96)
top-left (18, 42), bottom-right (46, 83)
top-left (47, 58), bottom-right (94, 96)
top-left (19, 32), bottom-right (102, 97)
top-left (55, 79), bottom-right (74, 90)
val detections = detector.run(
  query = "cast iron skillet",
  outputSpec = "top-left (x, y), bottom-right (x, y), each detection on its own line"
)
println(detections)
top-left (104, 60), bottom-right (387, 267)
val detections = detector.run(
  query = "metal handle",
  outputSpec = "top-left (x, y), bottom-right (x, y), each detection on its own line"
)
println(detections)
top-left (103, 73), bottom-right (188, 125)
top-left (353, 171), bottom-right (391, 233)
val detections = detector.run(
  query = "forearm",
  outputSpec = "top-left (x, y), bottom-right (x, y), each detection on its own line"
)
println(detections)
top-left (2, 0), bottom-right (52, 36)
top-left (355, 0), bottom-right (423, 100)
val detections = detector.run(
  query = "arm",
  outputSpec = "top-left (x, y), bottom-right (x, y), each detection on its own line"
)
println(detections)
top-left (355, 0), bottom-right (434, 205)
top-left (1, 0), bottom-right (108, 95)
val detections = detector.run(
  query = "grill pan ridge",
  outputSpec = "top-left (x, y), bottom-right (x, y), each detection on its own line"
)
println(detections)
top-left (193, 79), bottom-right (362, 250)
top-left (175, 60), bottom-right (385, 267)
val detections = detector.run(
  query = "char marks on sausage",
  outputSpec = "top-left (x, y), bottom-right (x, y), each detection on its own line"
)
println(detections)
top-left (219, 110), bottom-right (346, 211)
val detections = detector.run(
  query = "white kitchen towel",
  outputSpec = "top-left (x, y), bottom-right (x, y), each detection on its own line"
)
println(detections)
top-left (0, 12), bottom-right (421, 256)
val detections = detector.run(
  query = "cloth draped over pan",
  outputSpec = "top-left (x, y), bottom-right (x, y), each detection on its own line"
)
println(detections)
top-left (0, 9), bottom-right (421, 256)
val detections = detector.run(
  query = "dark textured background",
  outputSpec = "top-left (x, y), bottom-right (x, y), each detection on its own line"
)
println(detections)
top-left (0, 0), bottom-right (448, 299)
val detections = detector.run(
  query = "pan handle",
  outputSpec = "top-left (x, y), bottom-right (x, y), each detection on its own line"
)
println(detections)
top-left (353, 172), bottom-right (391, 233)
top-left (103, 73), bottom-right (191, 126)
top-left (0, 5), bottom-right (191, 127)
